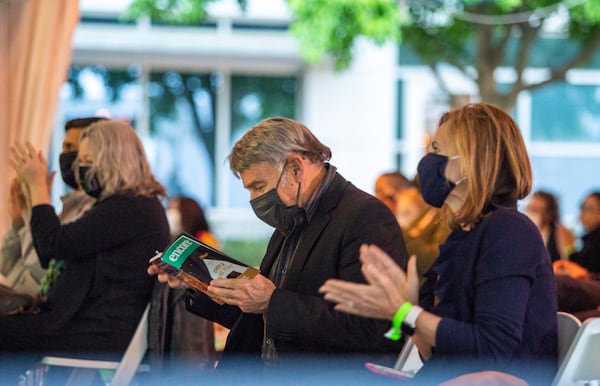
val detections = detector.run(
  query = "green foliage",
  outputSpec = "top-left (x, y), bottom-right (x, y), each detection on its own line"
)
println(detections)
top-left (222, 238), bottom-right (269, 268)
top-left (125, 0), bottom-right (212, 24)
top-left (66, 66), bottom-right (139, 102)
top-left (123, 0), bottom-right (600, 107)
top-left (148, 72), bottom-right (215, 132)
top-left (400, 0), bottom-right (600, 108)
top-left (124, 0), bottom-right (248, 24)
top-left (402, 5), bottom-right (476, 69)
top-left (288, 0), bottom-right (403, 71)
top-left (569, 1), bottom-right (600, 40)
top-left (231, 75), bottom-right (297, 138)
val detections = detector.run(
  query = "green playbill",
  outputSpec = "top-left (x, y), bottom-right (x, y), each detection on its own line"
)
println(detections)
top-left (149, 232), bottom-right (259, 303)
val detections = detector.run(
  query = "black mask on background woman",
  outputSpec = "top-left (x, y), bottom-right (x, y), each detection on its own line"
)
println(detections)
top-left (59, 152), bottom-right (79, 190)
top-left (78, 165), bottom-right (103, 198)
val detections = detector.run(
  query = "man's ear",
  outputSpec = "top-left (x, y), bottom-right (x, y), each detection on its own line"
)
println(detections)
top-left (287, 154), bottom-right (304, 183)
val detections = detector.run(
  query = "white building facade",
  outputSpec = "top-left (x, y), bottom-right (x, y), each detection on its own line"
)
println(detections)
top-left (52, 0), bottom-right (600, 242)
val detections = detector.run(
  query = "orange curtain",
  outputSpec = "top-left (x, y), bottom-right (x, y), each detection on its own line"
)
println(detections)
top-left (0, 0), bottom-right (79, 235)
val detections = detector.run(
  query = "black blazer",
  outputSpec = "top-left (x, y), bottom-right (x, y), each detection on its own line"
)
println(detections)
top-left (29, 195), bottom-right (171, 349)
top-left (187, 172), bottom-right (408, 361)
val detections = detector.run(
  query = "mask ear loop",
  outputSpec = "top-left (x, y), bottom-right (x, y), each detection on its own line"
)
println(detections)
top-left (274, 161), bottom-right (288, 190)
top-left (290, 159), bottom-right (303, 206)
top-left (447, 155), bottom-right (466, 186)
top-left (454, 176), bottom-right (467, 186)
top-left (73, 158), bottom-right (81, 185)
top-left (294, 181), bottom-right (302, 206)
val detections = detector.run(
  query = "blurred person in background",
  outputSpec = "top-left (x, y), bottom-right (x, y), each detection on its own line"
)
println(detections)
top-left (373, 173), bottom-right (449, 284)
top-left (374, 171), bottom-right (413, 213)
top-left (559, 192), bottom-right (600, 273)
top-left (0, 117), bottom-right (104, 315)
top-left (554, 191), bottom-right (600, 321)
top-left (166, 196), bottom-right (219, 248)
top-left (525, 190), bottom-right (576, 263)
top-left (0, 178), bottom-right (46, 295)
top-left (395, 185), bottom-right (450, 283)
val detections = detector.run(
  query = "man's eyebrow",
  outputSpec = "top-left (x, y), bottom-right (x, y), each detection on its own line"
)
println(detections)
top-left (243, 179), bottom-right (266, 190)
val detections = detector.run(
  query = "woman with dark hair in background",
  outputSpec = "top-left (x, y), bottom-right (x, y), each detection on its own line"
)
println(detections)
top-left (554, 191), bottom-right (600, 321)
top-left (525, 190), bottom-right (576, 262)
top-left (166, 196), bottom-right (219, 248)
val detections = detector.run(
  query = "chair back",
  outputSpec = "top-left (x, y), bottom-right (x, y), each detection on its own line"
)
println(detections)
top-left (36, 303), bottom-right (151, 386)
top-left (110, 303), bottom-right (150, 386)
top-left (557, 311), bottom-right (582, 366)
top-left (392, 338), bottom-right (423, 376)
top-left (552, 317), bottom-right (600, 386)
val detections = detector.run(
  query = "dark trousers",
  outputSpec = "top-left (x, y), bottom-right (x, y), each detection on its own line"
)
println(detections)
top-left (0, 312), bottom-right (125, 385)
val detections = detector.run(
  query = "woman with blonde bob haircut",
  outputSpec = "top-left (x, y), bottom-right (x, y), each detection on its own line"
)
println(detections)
top-left (438, 103), bottom-right (532, 229)
top-left (4, 120), bottom-right (171, 381)
top-left (320, 103), bottom-right (558, 384)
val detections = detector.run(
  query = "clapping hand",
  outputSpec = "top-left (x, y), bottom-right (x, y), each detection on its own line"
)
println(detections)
top-left (9, 142), bottom-right (53, 206)
top-left (319, 244), bottom-right (419, 321)
top-left (10, 142), bottom-right (48, 186)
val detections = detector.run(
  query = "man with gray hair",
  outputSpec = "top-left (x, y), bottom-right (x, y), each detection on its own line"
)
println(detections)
top-left (153, 117), bottom-right (408, 378)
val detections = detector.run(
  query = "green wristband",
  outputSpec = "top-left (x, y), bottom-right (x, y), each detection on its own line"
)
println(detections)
top-left (384, 302), bottom-right (413, 341)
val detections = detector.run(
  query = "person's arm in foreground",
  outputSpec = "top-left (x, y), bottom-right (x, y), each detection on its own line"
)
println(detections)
top-left (320, 244), bottom-right (441, 359)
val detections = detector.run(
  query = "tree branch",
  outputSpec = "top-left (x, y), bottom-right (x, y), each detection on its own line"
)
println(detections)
top-left (513, 23), bottom-right (540, 85)
top-left (518, 30), bottom-right (600, 94)
top-left (427, 62), bottom-right (452, 100)
top-left (490, 25), bottom-right (513, 67)
top-left (498, 22), bottom-right (542, 107)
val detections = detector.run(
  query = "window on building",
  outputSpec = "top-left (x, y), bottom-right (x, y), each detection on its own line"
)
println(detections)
top-left (228, 75), bottom-right (298, 208)
top-left (50, 64), bottom-right (142, 206)
top-left (53, 65), bottom-right (298, 214)
top-left (148, 71), bottom-right (217, 207)
top-left (526, 81), bottom-right (600, 230)
top-left (530, 82), bottom-right (600, 142)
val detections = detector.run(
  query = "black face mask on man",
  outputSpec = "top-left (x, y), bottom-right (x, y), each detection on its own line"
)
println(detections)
top-left (417, 153), bottom-right (465, 208)
top-left (59, 151), bottom-right (79, 190)
top-left (78, 165), bottom-right (103, 199)
top-left (250, 164), bottom-right (305, 235)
